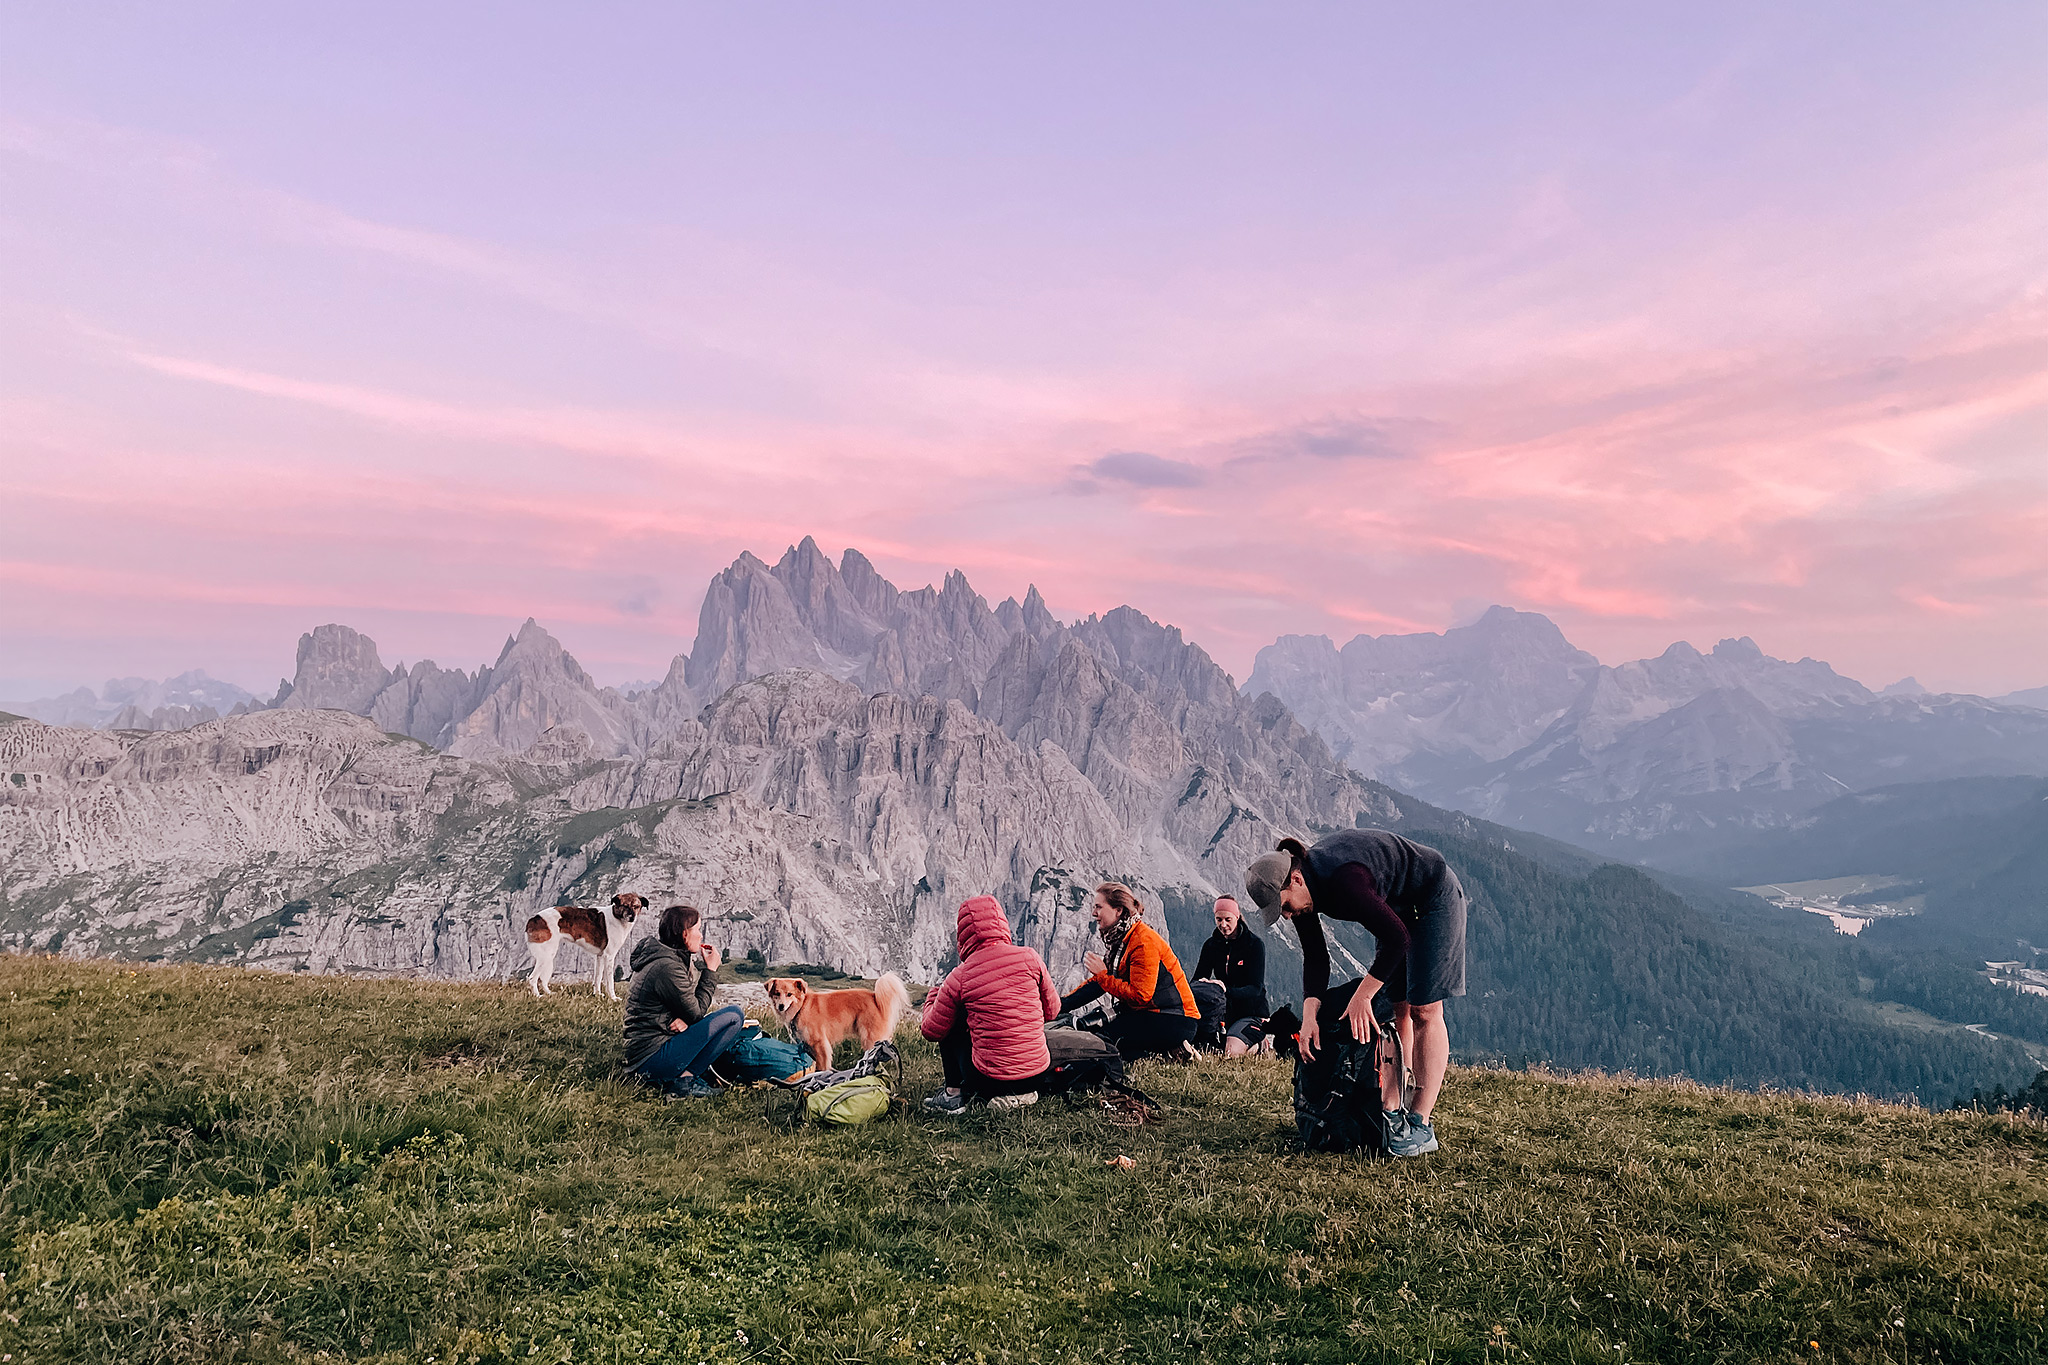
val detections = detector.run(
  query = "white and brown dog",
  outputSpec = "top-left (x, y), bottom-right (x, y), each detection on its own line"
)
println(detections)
top-left (524, 893), bottom-right (646, 999)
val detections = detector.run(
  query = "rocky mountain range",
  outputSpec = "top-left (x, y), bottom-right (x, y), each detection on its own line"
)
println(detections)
top-left (2, 540), bottom-right (1429, 988)
top-left (12, 541), bottom-right (2048, 1101)
top-left (1248, 610), bottom-right (2048, 860)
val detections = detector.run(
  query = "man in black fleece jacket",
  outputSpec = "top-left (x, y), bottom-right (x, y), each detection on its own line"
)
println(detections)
top-left (1244, 829), bottom-right (1467, 1157)
top-left (623, 905), bottom-right (744, 1100)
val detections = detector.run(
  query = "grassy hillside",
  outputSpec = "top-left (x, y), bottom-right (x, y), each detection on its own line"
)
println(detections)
top-left (3, 959), bottom-right (2045, 1364)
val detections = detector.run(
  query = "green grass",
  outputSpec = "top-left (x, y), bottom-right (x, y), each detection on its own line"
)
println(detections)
top-left (2, 957), bottom-right (2045, 1364)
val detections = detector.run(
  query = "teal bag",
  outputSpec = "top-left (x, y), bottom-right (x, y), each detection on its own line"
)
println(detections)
top-left (711, 1025), bottom-right (814, 1084)
top-left (804, 1075), bottom-right (894, 1126)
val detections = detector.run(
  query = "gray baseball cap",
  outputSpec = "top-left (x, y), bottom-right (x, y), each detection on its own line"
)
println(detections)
top-left (1243, 850), bottom-right (1295, 929)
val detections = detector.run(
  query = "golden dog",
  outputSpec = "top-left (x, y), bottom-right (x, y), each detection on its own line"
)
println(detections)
top-left (764, 972), bottom-right (910, 1070)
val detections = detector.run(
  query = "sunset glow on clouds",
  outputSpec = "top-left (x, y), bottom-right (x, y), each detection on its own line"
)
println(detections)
top-left (3, 6), bottom-right (2046, 697)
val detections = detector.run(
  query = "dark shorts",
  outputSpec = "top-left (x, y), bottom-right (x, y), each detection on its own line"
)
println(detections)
top-left (1385, 866), bottom-right (1467, 1007)
top-left (1224, 1016), bottom-right (1266, 1047)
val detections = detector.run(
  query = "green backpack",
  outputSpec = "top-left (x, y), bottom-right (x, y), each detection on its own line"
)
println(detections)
top-left (804, 1074), bottom-right (894, 1126)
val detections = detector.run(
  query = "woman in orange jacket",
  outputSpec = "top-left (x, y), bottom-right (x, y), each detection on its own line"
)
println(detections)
top-left (1059, 882), bottom-right (1199, 1061)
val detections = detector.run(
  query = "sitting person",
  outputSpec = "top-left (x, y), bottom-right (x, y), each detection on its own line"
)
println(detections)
top-left (1191, 894), bottom-right (1269, 1057)
top-left (919, 894), bottom-right (1061, 1115)
top-left (623, 904), bottom-right (746, 1101)
top-left (1058, 882), bottom-right (1198, 1062)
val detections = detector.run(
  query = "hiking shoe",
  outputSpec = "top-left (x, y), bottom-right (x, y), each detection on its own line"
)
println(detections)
top-left (1182, 1040), bottom-right (1205, 1063)
top-left (988, 1091), bottom-right (1039, 1112)
top-left (663, 1075), bottom-right (718, 1101)
top-left (922, 1089), bottom-right (968, 1116)
top-left (1387, 1115), bottom-right (1439, 1157)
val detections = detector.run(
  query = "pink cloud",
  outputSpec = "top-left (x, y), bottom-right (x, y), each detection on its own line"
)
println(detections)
top-left (6, 72), bottom-right (2048, 697)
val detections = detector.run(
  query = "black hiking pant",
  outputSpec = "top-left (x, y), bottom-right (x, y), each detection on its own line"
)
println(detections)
top-left (938, 1022), bottom-right (1046, 1098)
top-left (1103, 1009), bottom-right (1197, 1062)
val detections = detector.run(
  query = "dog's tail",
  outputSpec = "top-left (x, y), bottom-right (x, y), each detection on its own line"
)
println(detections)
top-left (875, 971), bottom-right (911, 1039)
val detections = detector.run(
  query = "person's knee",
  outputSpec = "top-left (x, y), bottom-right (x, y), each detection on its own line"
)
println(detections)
top-left (1410, 1001), bottom-right (1445, 1028)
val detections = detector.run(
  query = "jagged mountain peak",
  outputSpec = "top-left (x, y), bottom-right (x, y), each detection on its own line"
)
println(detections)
top-left (281, 623), bottom-right (391, 713)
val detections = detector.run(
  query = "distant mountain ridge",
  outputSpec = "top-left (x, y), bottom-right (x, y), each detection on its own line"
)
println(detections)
top-left (4, 670), bottom-right (257, 733)
top-left (2001, 684), bottom-right (2048, 712)
top-left (1248, 610), bottom-right (2048, 859)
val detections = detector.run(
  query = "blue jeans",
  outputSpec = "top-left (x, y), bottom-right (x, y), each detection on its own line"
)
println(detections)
top-left (632, 1006), bottom-right (745, 1089)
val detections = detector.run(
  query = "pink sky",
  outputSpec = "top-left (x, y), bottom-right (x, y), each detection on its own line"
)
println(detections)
top-left (3, 6), bottom-right (2046, 697)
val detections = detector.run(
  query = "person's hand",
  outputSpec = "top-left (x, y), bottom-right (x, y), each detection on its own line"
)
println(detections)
top-left (1342, 984), bottom-right (1379, 1044)
top-left (1299, 999), bottom-right (1321, 1061)
top-left (1082, 950), bottom-right (1107, 978)
top-left (668, 1018), bottom-right (687, 1033)
top-left (699, 942), bottom-right (722, 972)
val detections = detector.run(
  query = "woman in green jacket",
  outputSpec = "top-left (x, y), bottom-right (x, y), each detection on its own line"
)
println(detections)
top-left (623, 905), bottom-right (744, 1100)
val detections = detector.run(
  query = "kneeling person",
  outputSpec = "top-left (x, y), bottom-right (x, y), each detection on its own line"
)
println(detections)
top-left (918, 895), bottom-right (1062, 1114)
top-left (623, 904), bottom-right (745, 1101)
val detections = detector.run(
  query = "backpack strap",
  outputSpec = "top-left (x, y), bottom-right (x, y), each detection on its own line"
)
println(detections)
top-left (1374, 1015), bottom-right (1408, 1112)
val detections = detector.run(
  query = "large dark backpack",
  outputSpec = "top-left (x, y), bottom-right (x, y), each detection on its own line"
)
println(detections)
top-left (1040, 1028), bottom-right (1161, 1117)
top-left (1274, 979), bottom-right (1406, 1156)
top-left (1040, 1027), bottom-right (1127, 1095)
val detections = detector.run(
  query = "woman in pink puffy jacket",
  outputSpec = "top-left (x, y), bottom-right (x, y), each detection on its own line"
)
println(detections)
top-left (919, 895), bottom-right (1061, 1115)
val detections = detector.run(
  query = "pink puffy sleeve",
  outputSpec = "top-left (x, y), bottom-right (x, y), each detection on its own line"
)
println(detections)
top-left (919, 972), bottom-right (960, 1040)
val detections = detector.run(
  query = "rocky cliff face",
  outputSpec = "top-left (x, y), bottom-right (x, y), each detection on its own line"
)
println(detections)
top-left (1252, 613), bottom-right (2048, 858)
top-left (445, 620), bottom-right (646, 759)
top-left (1, 688), bottom-right (1188, 985)
top-left (277, 625), bottom-right (394, 714)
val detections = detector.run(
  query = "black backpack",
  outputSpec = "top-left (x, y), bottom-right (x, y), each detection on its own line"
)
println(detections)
top-left (1040, 1027), bottom-right (1160, 1117)
top-left (1041, 1027), bottom-right (1127, 1094)
top-left (1272, 980), bottom-right (1406, 1156)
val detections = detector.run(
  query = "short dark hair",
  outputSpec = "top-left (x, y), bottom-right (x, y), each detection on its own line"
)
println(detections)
top-left (658, 904), bottom-right (701, 952)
